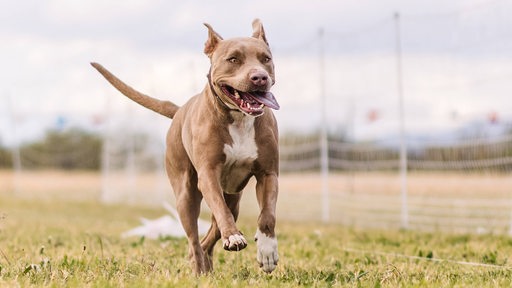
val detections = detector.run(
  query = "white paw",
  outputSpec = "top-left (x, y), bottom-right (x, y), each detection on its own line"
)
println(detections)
top-left (255, 229), bottom-right (279, 273)
top-left (223, 234), bottom-right (248, 251)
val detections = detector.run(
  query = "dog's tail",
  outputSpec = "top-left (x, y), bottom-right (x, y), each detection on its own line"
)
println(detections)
top-left (91, 62), bottom-right (179, 119)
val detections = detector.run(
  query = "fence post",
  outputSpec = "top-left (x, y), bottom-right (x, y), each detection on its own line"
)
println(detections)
top-left (7, 92), bottom-right (22, 194)
top-left (394, 12), bottom-right (409, 229)
top-left (318, 27), bottom-right (330, 222)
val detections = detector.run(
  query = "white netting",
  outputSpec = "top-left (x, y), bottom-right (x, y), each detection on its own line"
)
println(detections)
top-left (281, 134), bottom-right (512, 173)
top-left (99, 109), bottom-right (172, 206)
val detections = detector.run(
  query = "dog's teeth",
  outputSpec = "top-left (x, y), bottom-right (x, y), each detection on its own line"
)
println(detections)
top-left (234, 90), bottom-right (240, 99)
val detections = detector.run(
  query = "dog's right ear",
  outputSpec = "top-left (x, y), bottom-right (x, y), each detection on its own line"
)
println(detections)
top-left (204, 23), bottom-right (223, 57)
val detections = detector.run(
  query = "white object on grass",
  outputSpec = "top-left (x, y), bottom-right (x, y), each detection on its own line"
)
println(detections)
top-left (121, 202), bottom-right (210, 239)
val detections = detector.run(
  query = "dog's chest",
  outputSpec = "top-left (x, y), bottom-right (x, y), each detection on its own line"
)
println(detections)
top-left (222, 116), bottom-right (258, 193)
top-left (224, 117), bottom-right (258, 162)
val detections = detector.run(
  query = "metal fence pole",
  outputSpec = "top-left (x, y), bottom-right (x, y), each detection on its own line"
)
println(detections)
top-left (7, 92), bottom-right (21, 194)
top-left (395, 12), bottom-right (409, 229)
top-left (319, 27), bottom-right (330, 223)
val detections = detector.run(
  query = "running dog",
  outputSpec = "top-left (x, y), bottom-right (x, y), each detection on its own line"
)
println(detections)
top-left (91, 19), bottom-right (280, 274)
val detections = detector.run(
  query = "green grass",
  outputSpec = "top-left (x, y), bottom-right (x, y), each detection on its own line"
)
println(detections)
top-left (1, 196), bottom-right (512, 287)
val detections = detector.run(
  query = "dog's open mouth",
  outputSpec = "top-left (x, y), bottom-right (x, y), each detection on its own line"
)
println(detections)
top-left (221, 86), bottom-right (280, 116)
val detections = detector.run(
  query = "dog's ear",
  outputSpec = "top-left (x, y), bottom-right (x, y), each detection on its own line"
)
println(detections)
top-left (251, 19), bottom-right (268, 45)
top-left (204, 23), bottom-right (223, 57)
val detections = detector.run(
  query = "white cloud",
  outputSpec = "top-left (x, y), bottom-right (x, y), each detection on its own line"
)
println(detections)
top-left (44, 0), bottom-right (153, 23)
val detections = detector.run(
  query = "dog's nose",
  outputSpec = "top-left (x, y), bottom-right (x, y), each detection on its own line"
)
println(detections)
top-left (250, 72), bottom-right (268, 87)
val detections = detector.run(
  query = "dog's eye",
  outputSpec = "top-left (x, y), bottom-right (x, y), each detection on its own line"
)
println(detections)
top-left (263, 56), bottom-right (272, 63)
top-left (227, 57), bottom-right (239, 64)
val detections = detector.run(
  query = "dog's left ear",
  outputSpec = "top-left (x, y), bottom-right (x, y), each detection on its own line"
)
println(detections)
top-left (252, 19), bottom-right (268, 45)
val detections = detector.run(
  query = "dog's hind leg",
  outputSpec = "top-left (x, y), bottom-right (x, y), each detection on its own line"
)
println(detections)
top-left (200, 193), bottom-right (243, 269)
top-left (200, 217), bottom-right (220, 271)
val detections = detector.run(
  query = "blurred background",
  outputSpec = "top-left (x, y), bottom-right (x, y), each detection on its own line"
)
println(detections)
top-left (1, 0), bottom-right (512, 234)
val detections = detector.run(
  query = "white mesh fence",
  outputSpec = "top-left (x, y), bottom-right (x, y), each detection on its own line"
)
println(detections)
top-left (279, 133), bottom-right (512, 234)
top-left (281, 134), bottom-right (512, 173)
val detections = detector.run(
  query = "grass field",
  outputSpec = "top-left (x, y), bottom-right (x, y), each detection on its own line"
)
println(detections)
top-left (1, 171), bottom-right (512, 287)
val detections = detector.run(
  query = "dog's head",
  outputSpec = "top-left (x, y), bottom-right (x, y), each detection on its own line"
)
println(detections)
top-left (204, 19), bottom-right (279, 117)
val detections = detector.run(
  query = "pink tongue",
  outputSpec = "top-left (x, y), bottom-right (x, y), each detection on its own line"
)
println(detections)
top-left (243, 91), bottom-right (280, 110)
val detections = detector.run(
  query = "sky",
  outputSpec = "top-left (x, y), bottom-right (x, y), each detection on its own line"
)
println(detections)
top-left (1, 0), bottom-right (512, 146)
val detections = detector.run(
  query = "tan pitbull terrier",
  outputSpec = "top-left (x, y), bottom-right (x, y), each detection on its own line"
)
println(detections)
top-left (91, 19), bottom-right (280, 274)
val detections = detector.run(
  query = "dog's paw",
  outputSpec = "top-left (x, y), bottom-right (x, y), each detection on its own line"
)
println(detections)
top-left (223, 234), bottom-right (248, 251)
top-left (255, 229), bottom-right (279, 273)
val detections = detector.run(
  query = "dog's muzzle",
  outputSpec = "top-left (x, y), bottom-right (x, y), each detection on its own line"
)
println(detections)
top-left (220, 85), bottom-right (280, 116)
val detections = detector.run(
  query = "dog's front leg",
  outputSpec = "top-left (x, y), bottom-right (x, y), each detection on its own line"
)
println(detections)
top-left (197, 167), bottom-right (248, 251)
top-left (200, 193), bottom-right (243, 270)
top-left (254, 172), bottom-right (279, 273)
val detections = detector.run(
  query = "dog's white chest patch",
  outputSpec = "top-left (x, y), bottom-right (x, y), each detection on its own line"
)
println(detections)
top-left (224, 116), bottom-right (258, 164)
top-left (222, 115), bottom-right (258, 193)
